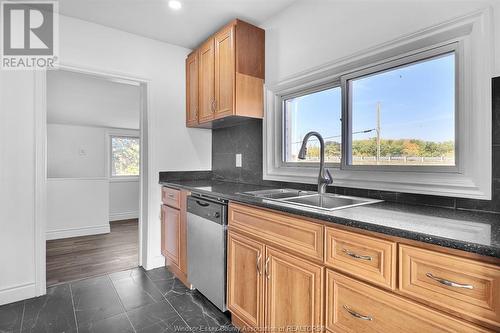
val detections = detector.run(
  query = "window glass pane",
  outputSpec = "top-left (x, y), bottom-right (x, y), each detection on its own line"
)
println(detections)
top-left (111, 136), bottom-right (140, 176)
top-left (349, 52), bottom-right (455, 166)
top-left (284, 87), bottom-right (342, 163)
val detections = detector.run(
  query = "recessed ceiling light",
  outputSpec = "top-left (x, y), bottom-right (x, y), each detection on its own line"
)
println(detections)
top-left (168, 0), bottom-right (182, 10)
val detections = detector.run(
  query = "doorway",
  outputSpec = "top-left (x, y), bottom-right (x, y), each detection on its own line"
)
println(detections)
top-left (43, 67), bottom-right (148, 286)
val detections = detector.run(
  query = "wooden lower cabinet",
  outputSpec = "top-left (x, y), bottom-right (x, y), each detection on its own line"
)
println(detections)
top-left (399, 244), bottom-right (500, 329)
top-left (227, 230), bottom-right (323, 332)
top-left (227, 232), bottom-right (265, 329)
top-left (227, 203), bottom-right (497, 333)
top-left (161, 204), bottom-right (180, 267)
top-left (265, 247), bottom-right (323, 332)
top-left (325, 270), bottom-right (491, 333)
top-left (161, 187), bottom-right (189, 287)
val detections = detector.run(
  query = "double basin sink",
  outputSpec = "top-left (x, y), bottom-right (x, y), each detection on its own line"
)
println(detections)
top-left (240, 188), bottom-right (382, 211)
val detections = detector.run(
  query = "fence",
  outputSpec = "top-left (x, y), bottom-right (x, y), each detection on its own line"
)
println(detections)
top-left (294, 155), bottom-right (455, 166)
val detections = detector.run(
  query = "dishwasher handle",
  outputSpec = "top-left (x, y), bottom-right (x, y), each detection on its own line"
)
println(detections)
top-left (195, 200), bottom-right (210, 207)
top-left (187, 196), bottom-right (227, 225)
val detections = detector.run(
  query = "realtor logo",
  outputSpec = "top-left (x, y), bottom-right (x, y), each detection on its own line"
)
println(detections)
top-left (1, 1), bottom-right (58, 69)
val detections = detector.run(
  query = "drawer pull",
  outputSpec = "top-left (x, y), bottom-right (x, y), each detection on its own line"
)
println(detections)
top-left (426, 273), bottom-right (473, 290)
top-left (343, 249), bottom-right (372, 261)
top-left (343, 305), bottom-right (373, 321)
top-left (168, 193), bottom-right (175, 199)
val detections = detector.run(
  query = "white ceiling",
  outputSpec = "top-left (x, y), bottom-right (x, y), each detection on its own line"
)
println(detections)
top-left (57, 0), bottom-right (297, 49)
top-left (47, 70), bottom-right (140, 129)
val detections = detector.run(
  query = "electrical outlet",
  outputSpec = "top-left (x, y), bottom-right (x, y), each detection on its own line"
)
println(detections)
top-left (235, 153), bottom-right (242, 167)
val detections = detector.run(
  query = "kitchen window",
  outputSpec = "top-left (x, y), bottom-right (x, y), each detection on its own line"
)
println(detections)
top-left (281, 47), bottom-right (457, 172)
top-left (283, 86), bottom-right (342, 164)
top-left (264, 12), bottom-right (492, 199)
top-left (110, 136), bottom-right (140, 177)
top-left (342, 49), bottom-right (457, 171)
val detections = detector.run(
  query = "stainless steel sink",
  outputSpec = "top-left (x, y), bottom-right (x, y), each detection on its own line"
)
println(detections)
top-left (240, 188), bottom-right (382, 211)
top-left (281, 194), bottom-right (381, 211)
top-left (240, 188), bottom-right (314, 199)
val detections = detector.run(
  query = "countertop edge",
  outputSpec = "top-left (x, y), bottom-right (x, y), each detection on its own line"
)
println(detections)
top-left (160, 181), bottom-right (500, 260)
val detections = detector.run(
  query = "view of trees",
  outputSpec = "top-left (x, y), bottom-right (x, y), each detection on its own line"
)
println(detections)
top-left (111, 137), bottom-right (140, 176)
top-left (301, 138), bottom-right (454, 162)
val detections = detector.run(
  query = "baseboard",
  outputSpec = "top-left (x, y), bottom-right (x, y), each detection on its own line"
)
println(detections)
top-left (0, 282), bottom-right (36, 306)
top-left (46, 224), bottom-right (110, 240)
top-left (109, 211), bottom-right (139, 221)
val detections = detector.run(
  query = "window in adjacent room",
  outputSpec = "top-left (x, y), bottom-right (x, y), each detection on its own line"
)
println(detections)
top-left (110, 136), bottom-right (140, 177)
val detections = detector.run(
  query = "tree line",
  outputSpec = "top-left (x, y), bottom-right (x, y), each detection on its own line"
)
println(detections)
top-left (303, 138), bottom-right (454, 159)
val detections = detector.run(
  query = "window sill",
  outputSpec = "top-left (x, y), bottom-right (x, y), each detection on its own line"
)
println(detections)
top-left (263, 165), bottom-right (490, 200)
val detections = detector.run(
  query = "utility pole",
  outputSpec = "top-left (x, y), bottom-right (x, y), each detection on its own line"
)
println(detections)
top-left (376, 102), bottom-right (381, 164)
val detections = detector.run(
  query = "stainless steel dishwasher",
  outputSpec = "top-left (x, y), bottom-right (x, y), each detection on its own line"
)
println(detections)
top-left (187, 194), bottom-right (228, 312)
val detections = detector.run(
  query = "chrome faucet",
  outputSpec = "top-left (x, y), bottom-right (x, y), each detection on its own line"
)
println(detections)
top-left (298, 131), bottom-right (333, 194)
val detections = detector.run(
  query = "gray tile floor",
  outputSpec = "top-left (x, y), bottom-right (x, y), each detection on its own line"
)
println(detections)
top-left (0, 267), bottom-right (235, 333)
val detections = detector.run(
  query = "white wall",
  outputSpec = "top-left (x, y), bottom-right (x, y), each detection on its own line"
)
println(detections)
top-left (48, 124), bottom-right (106, 178)
top-left (0, 15), bottom-right (212, 305)
top-left (0, 71), bottom-right (38, 304)
top-left (47, 124), bottom-right (140, 234)
top-left (47, 70), bottom-right (141, 129)
top-left (262, 0), bottom-right (499, 85)
top-left (110, 180), bottom-right (140, 221)
top-left (47, 178), bottom-right (110, 240)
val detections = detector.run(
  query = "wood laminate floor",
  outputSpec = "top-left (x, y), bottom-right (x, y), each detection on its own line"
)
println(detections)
top-left (46, 219), bottom-right (139, 286)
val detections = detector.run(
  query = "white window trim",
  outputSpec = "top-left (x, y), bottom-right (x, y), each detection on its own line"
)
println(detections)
top-left (263, 9), bottom-right (493, 200)
top-left (106, 129), bottom-right (141, 181)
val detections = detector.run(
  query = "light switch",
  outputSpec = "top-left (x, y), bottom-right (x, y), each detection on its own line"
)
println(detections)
top-left (79, 148), bottom-right (87, 156)
top-left (235, 153), bottom-right (242, 168)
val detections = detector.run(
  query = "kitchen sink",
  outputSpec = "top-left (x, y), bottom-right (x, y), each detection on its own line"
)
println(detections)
top-left (281, 194), bottom-right (381, 211)
top-left (240, 188), bottom-right (314, 199)
top-left (240, 189), bottom-right (381, 211)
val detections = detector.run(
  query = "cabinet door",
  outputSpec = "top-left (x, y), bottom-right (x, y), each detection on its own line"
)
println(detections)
top-left (186, 51), bottom-right (199, 127)
top-left (198, 38), bottom-right (215, 123)
top-left (265, 246), bottom-right (323, 332)
top-left (214, 25), bottom-right (235, 119)
top-left (227, 232), bottom-right (265, 329)
top-left (162, 205), bottom-right (180, 267)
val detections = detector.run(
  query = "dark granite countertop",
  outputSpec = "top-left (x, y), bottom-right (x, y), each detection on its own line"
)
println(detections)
top-left (159, 178), bottom-right (500, 260)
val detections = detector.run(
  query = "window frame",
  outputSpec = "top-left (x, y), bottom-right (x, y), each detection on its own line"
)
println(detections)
top-left (263, 10), bottom-right (492, 200)
top-left (281, 81), bottom-right (342, 168)
top-left (108, 132), bottom-right (140, 180)
top-left (340, 43), bottom-right (460, 173)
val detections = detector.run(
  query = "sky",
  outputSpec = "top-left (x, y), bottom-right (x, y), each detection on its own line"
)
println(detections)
top-left (286, 52), bottom-right (455, 152)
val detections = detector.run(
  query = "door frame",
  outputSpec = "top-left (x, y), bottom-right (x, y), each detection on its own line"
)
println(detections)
top-left (34, 63), bottom-right (151, 296)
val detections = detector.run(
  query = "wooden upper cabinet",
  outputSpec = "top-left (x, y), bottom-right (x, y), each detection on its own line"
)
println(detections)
top-left (214, 25), bottom-right (235, 119)
top-left (198, 38), bottom-right (215, 124)
top-left (186, 19), bottom-right (264, 128)
top-left (186, 51), bottom-right (199, 127)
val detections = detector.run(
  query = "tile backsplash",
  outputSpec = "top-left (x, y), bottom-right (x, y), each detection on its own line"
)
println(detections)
top-left (211, 77), bottom-right (500, 213)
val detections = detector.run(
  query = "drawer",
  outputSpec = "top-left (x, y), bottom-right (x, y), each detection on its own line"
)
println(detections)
top-left (325, 227), bottom-right (396, 289)
top-left (162, 186), bottom-right (181, 208)
top-left (325, 270), bottom-right (491, 333)
top-left (399, 244), bottom-right (500, 329)
top-left (228, 203), bottom-right (324, 261)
